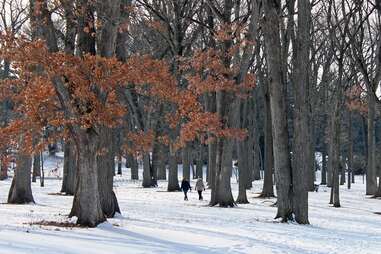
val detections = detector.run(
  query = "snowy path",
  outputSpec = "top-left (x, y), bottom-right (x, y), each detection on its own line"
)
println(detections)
top-left (0, 161), bottom-right (379, 253)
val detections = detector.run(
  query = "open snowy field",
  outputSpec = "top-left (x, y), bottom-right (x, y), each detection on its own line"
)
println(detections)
top-left (0, 155), bottom-right (380, 254)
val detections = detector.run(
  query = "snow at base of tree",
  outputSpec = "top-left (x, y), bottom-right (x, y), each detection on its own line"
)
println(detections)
top-left (0, 155), bottom-right (379, 254)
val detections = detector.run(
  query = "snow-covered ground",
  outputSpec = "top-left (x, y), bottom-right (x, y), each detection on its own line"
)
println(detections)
top-left (0, 155), bottom-right (380, 254)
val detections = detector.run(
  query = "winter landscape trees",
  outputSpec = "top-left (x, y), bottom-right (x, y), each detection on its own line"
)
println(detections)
top-left (0, 1), bottom-right (379, 251)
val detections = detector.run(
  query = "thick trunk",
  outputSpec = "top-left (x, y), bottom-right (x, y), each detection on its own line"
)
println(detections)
top-left (142, 153), bottom-right (152, 188)
top-left (167, 147), bottom-right (180, 191)
top-left (327, 132), bottom-right (333, 188)
top-left (340, 157), bottom-right (345, 185)
top-left (236, 140), bottom-right (249, 203)
top-left (127, 154), bottom-right (139, 180)
top-left (8, 152), bottom-right (34, 204)
top-left (32, 154), bottom-right (40, 183)
top-left (366, 93), bottom-right (377, 195)
top-left (182, 144), bottom-right (191, 180)
top-left (76, 0), bottom-right (96, 56)
top-left (196, 143), bottom-right (203, 179)
top-left (0, 158), bottom-right (8, 180)
top-left (69, 130), bottom-right (105, 227)
top-left (152, 141), bottom-right (160, 179)
top-left (260, 85), bottom-right (275, 198)
top-left (262, 0), bottom-right (293, 221)
top-left (208, 142), bottom-right (217, 188)
top-left (206, 92), bottom-right (216, 186)
top-left (321, 147), bottom-right (327, 185)
top-left (291, 0), bottom-right (310, 224)
top-left (375, 180), bottom-right (381, 197)
top-left (97, 127), bottom-right (120, 218)
top-left (329, 90), bottom-right (342, 208)
top-left (117, 154), bottom-right (122, 175)
top-left (243, 140), bottom-right (252, 189)
top-left (61, 141), bottom-right (77, 195)
top-left (252, 134), bottom-right (261, 181)
top-left (40, 152), bottom-right (45, 187)
top-left (157, 144), bottom-right (167, 180)
top-left (213, 139), bottom-right (235, 207)
top-left (210, 90), bottom-right (235, 207)
top-left (348, 110), bottom-right (353, 189)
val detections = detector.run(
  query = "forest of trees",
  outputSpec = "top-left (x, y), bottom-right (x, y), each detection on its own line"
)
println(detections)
top-left (0, 0), bottom-right (380, 227)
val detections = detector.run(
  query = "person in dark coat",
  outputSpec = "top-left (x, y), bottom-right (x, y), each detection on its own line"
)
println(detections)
top-left (181, 178), bottom-right (192, 201)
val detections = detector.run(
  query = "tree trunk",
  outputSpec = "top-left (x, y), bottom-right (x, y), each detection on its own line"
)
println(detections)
top-left (212, 138), bottom-right (235, 207)
top-left (329, 82), bottom-right (342, 208)
top-left (157, 144), bottom-right (167, 180)
top-left (196, 143), bottom-right (203, 179)
top-left (0, 157), bottom-right (8, 180)
top-left (61, 141), bottom-right (77, 195)
top-left (262, 0), bottom-right (293, 221)
top-left (40, 152), bottom-right (45, 187)
top-left (366, 93), bottom-right (377, 195)
top-left (182, 144), bottom-right (191, 180)
top-left (208, 144), bottom-right (217, 189)
top-left (340, 156), bottom-right (345, 185)
top-left (327, 132), bottom-right (333, 188)
top-left (291, 0), bottom-right (310, 224)
top-left (260, 83), bottom-right (275, 198)
top-left (8, 152), bottom-right (34, 204)
top-left (142, 153), bottom-right (152, 188)
top-left (348, 110), bottom-right (354, 188)
top-left (321, 146), bottom-right (327, 185)
top-left (252, 131), bottom-right (261, 180)
top-left (32, 154), bottom-right (40, 183)
top-left (236, 140), bottom-right (249, 204)
top-left (127, 154), bottom-right (139, 180)
top-left (210, 90), bottom-right (235, 207)
top-left (117, 154), bottom-right (122, 175)
top-left (167, 146), bottom-right (180, 191)
top-left (152, 140), bottom-right (160, 179)
top-left (70, 130), bottom-right (106, 227)
top-left (97, 127), bottom-right (120, 218)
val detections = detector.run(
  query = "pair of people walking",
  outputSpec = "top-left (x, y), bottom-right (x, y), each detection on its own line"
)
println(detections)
top-left (181, 177), bottom-right (205, 201)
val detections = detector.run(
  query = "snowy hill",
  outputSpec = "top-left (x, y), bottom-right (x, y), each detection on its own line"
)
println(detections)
top-left (0, 156), bottom-right (379, 254)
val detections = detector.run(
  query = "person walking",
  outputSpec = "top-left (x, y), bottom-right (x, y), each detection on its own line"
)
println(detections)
top-left (195, 177), bottom-right (205, 200)
top-left (181, 178), bottom-right (192, 201)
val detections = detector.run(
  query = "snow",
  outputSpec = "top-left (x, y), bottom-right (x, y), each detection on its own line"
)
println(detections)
top-left (0, 155), bottom-right (380, 254)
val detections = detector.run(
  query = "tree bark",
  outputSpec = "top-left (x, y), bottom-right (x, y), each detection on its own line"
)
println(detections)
top-left (327, 129), bottom-right (333, 188)
top-left (61, 141), bottom-right (77, 195)
top-left (32, 154), bottom-right (40, 183)
top-left (260, 82), bottom-right (275, 198)
top-left (127, 153), bottom-right (139, 180)
top-left (167, 146), bottom-right (180, 191)
top-left (212, 138), bottom-right (235, 207)
top-left (206, 92), bottom-right (217, 187)
top-left (321, 146), bottom-right (327, 185)
top-left (262, 0), bottom-right (293, 221)
top-left (366, 93), bottom-right (377, 195)
top-left (69, 130), bottom-right (106, 227)
top-left (8, 151), bottom-right (34, 204)
top-left (142, 153), bottom-right (152, 188)
top-left (117, 154), bottom-right (122, 175)
top-left (196, 143), bottom-right (203, 179)
top-left (329, 76), bottom-right (343, 208)
top-left (291, 0), bottom-right (311, 224)
top-left (348, 110), bottom-right (354, 188)
top-left (97, 127), bottom-right (120, 218)
top-left (236, 140), bottom-right (249, 204)
top-left (182, 144), bottom-right (191, 180)
top-left (340, 156), bottom-right (345, 185)
top-left (157, 144), bottom-right (167, 180)
top-left (0, 157), bottom-right (8, 180)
